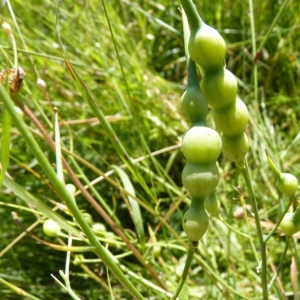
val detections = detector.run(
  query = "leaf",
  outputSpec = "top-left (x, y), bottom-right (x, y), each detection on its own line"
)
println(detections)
top-left (112, 165), bottom-right (145, 250)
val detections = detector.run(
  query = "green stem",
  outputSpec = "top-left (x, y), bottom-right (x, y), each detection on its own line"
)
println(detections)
top-left (171, 240), bottom-right (198, 300)
top-left (187, 56), bottom-right (199, 87)
top-left (265, 150), bottom-right (281, 178)
top-left (0, 85), bottom-right (144, 300)
top-left (0, 105), bottom-right (11, 189)
top-left (268, 237), bottom-right (290, 291)
top-left (62, 235), bottom-right (82, 300)
top-left (248, 0), bottom-right (258, 104)
top-left (179, 0), bottom-right (202, 31)
top-left (182, 7), bottom-right (199, 88)
top-left (291, 240), bottom-right (300, 300)
top-left (242, 159), bottom-right (269, 300)
top-left (218, 216), bottom-right (249, 239)
top-left (0, 278), bottom-right (41, 300)
top-left (240, 195), bottom-right (260, 263)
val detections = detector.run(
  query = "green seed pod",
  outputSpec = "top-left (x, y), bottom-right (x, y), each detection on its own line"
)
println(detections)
top-left (188, 23), bottom-right (226, 71)
top-left (65, 183), bottom-right (76, 195)
top-left (92, 223), bottom-right (106, 236)
top-left (152, 245), bottom-right (161, 258)
top-left (200, 68), bottom-right (237, 109)
top-left (82, 212), bottom-right (94, 226)
top-left (182, 162), bottom-right (219, 199)
top-left (205, 191), bottom-right (220, 217)
top-left (222, 133), bottom-right (249, 164)
top-left (280, 207), bottom-right (300, 236)
top-left (213, 98), bottom-right (249, 136)
top-left (43, 219), bottom-right (61, 237)
top-left (14, 106), bottom-right (24, 118)
top-left (182, 198), bottom-right (209, 241)
top-left (277, 173), bottom-right (298, 197)
top-left (181, 85), bottom-right (208, 126)
top-left (266, 153), bottom-right (298, 197)
top-left (182, 126), bottom-right (222, 165)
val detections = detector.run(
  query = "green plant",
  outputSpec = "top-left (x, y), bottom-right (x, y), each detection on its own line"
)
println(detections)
top-left (174, 0), bottom-right (298, 299)
top-left (204, 190), bottom-right (220, 217)
top-left (200, 68), bottom-right (237, 109)
top-left (1, 0), bottom-right (299, 299)
top-left (213, 98), bottom-right (249, 137)
top-left (187, 19), bottom-right (226, 71)
top-left (181, 86), bottom-right (208, 126)
top-left (182, 126), bottom-right (222, 165)
top-left (280, 207), bottom-right (300, 236)
top-left (267, 151), bottom-right (298, 197)
top-left (43, 219), bottom-right (61, 237)
top-left (277, 173), bottom-right (298, 197)
top-left (221, 132), bottom-right (249, 165)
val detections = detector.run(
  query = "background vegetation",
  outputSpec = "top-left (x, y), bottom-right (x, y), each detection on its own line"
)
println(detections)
top-left (0, 0), bottom-right (299, 299)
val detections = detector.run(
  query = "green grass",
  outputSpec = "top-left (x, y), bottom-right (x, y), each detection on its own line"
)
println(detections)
top-left (0, 0), bottom-right (299, 299)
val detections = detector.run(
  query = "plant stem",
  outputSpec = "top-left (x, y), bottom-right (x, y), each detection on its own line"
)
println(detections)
top-left (179, 0), bottom-right (202, 31)
top-left (0, 106), bottom-right (11, 189)
top-left (240, 195), bottom-right (260, 263)
top-left (268, 237), bottom-right (290, 291)
top-left (170, 240), bottom-right (198, 300)
top-left (265, 150), bottom-right (281, 178)
top-left (241, 159), bottom-right (269, 299)
top-left (182, 7), bottom-right (198, 88)
top-left (248, 0), bottom-right (258, 104)
top-left (218, 216), bottom-right (249, 239)
top-left (0, 278), bottom-right (41, 300)
top-left (291, 240), bottom-right (300, 300)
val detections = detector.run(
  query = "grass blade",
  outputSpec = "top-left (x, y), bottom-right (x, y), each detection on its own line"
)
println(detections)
top-left (0, 105), bottom-right (11, 189)
top-left (112, 165), bottom-right (145, 250)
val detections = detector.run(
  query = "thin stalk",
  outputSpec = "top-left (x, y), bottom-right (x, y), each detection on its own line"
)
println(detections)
top-left (101, 0), bottom-right (132, 117)
top-left (54, 108), bottom-right (64, 184)
top-left (265, 150), bottom-right (281, 178)
top-left (6, 0), bottom-right (38, 75)
top-left (0, 219), bottom-right (40, 258)
top-left (240, 195), bottom-right (260, 264)
top-left (241, 159), bottom-right (268, 299)
top-left (0, 278), bottom-right (41, 300)
top-left (268, 237), bottom-right (290, 291)
top-left (291, 240), bottom-right (300, 300)
top-left (218, 216), bottom-right (250, 239)
top-left (63, 234), bottom-right (82, 300)
top-left (182, 8), bottom-right (198, 88)
top-left (248, 0), bottom-right (258, 104)
top-left (0, 85), bottom-right (144, 300)
top-left (256, 0), bottom-right (290, 60)
top-left (0, 106), bottom-right (11, 189)
top-left (179, 0), bottom-right (202, 30)
top-left (170, 240), bottom-right (198, 300)
top-left (3, 3), bottom-right (18, 68)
